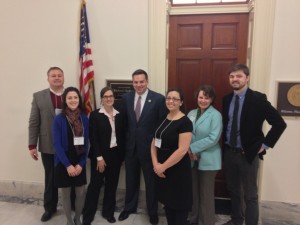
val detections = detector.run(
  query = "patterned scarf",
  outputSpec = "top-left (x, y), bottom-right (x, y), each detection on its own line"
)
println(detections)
top-left (65, 108), bottom-right (85, 155)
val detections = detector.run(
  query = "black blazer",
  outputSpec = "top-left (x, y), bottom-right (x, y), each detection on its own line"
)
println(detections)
top-left (121, 89), bottom-right (167, 160)
top-left (222, 88), bottom-right (287, 163)
top-left (88, 108), bottom-right (125, 162)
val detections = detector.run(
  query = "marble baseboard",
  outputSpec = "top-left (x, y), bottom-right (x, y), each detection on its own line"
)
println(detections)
top-left (0, 180), bottom-right (44, 206)
top-left (0, 180), bottom-right (152, 213)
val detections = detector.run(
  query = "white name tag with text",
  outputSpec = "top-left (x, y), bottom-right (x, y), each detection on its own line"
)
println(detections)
top-left (55, 108), bottom-right (62, 115)
top-left (74, 137), bottom-right (84, 145)
top-left (155, 138), bottom-right (162, 148)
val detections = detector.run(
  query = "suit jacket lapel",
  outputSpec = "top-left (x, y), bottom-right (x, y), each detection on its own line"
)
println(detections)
top-left (128, 92), bottom-right (137, 123)
top-left (44, 89), bottom-right (55, 117)
top-left (225, 93), bottom-right (233, 113)
top-left (194, 106), bottom-right (211, 128)
top-left (240, 89), bottom-right (252, 126)
top-left (223, 93), bottom-right (233, 125)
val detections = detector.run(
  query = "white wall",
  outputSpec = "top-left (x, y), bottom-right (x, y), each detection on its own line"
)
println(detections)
top-left (0, 0), bottom-right (300, 204)
top-left (0, 0), bottom-right (148, 188)
top-left (260, 0), bottom-right (300, 203)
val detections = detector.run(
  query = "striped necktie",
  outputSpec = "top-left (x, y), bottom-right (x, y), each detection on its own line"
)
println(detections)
top-left (135, 96), bottom-right (142, 121)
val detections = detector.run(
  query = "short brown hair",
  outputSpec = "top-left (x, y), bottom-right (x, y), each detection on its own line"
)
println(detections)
top-left (47, 66), bottom-right (64, 76)
top-left (228, 64), bottom-right (249, 76)
top-left (195, 85), bottom-right (216, 105)
top-left (132, 69), bottom-right (148, 80)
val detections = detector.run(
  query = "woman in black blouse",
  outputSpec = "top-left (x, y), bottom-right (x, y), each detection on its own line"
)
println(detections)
top-left (151, 88), bottom-right (193, 225)
top-left (82, 87), bottom-right (124, 224)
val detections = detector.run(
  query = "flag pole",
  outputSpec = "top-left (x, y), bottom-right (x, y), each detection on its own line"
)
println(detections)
top-left (91, 80), bottom-right (97, 110)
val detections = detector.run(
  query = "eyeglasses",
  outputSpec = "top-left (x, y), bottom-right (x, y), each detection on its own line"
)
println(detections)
top-left (166, 97), bottom-right (181, 102)
top-left (102, 95), bottom-right (114, 100)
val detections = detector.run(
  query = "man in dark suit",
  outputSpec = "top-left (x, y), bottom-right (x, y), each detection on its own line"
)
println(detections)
top-left (222, 64), bottom-right (287, 225)
top-left (118, 69), bottom-right (167, 225)
top-left (28, 67), bottom-right (65, 222)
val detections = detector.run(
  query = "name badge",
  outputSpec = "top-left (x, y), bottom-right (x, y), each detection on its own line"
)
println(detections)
top-left (55, 108), bottom-right (62, 115)
top-left (74, 137), bottom-right (84, 145)
top-left (155, 138), bottom-right (162, 148)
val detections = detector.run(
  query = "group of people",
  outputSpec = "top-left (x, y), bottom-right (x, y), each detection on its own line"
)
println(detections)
top-left (28, 64), bottom-right (286, 225)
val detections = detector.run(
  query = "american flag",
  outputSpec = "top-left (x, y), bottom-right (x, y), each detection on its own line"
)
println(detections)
top-left (79, 1), bottom-right (96, 115)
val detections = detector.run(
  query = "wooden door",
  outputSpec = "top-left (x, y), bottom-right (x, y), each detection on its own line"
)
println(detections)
top-left (168, 13), bottom-right (249, 201)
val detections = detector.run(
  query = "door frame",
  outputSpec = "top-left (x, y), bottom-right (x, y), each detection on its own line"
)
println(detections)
top-left (148, 0), bottom-right (276, 94)
top-left (148, 0), bottom-right (277, 199)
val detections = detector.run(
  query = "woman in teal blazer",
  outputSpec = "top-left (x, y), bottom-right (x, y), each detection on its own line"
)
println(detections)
top-left (187, 85), bottom-right (222, 225)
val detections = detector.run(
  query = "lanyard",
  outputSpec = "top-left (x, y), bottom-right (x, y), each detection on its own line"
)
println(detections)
top-left (155, 117), bottom-right (173, 140)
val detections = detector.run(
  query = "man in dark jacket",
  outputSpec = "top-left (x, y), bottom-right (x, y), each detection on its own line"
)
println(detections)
top-left (222, 64), bottom-right (287, 225)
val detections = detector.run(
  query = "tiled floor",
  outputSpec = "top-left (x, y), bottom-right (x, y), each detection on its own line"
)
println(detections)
top-left (0, 200), bottom-right (300, 225)
top-left (0, 200), bottom-right (231, 225)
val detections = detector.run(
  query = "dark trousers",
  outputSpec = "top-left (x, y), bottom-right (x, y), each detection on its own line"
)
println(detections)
top-left (83, 155), bottom-right (121, 223)
top-left (224, 148), bottom-right (259, 225)
top-left (124, 152), bottom-right (158, 216)
top-left (41, 153), bottom-right (58, 212)
top-left (190, 168), bottom-right (217, 225)
top-left (165, 206), bottom-right (189, 225)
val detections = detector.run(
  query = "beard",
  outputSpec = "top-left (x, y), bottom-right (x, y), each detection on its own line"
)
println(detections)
top-left (231, 82), bottom-right (247, 91)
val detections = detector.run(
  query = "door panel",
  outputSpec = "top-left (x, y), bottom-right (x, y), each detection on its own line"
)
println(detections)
top-left (169, 13), bottom-right (249, 199)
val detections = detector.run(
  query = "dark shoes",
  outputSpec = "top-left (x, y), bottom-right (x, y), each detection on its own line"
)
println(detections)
top-left (41, 210), bottom-right (56, 222)
top-left (103, 215), bottom-right (116, 223)
top-left (149, 214), bottom-right (159, 225)
top-left (118, 210), bottom-right (158, 224)
top-left (118, 210), bottom-right (134, 221)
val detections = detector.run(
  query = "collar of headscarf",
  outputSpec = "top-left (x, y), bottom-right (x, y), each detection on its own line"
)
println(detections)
top-left (65, 108), bottom-right (84, 155)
